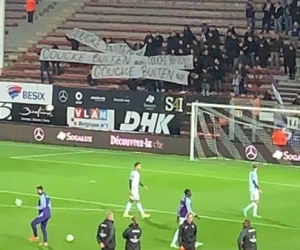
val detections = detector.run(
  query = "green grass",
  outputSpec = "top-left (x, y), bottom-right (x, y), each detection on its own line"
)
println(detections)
top-left (0, 141), bottom-right (300, 250)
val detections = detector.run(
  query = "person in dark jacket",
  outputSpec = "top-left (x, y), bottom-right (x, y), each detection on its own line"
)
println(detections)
top-left (178, 213), bottom-right (199, 250)
top-left (246, 0), bottom-right (256, 28)
top-left (283, 0), bottom-right (293, 34)
top-left (212, 58), bottom-right (224, 93)
top-left (262, 0), bottom-right (275, 33)
top-left (237, 220), bottom-right (257, 250)
top-left (256, 33), bottom-right (269, 68)
top-left (97, 212), bottom-right (116, 250)
top-left (284, 43), bottom-right (297, 79)
top-left (122, 217), bottom-right (142, 250)
top-left (270, 33), bottom-right (283, 68)
top-left (273, 1), bottom-right (284, 33)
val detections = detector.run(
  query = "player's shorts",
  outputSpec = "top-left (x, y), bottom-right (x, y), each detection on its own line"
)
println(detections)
top-left (250, 189), bottom-right (260, 201)
top-left (129, 190), bottom-right (140, 201)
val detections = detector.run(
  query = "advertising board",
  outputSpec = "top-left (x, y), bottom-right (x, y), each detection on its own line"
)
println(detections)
top-left (0, 82), bottom-right (53, 105)
top-left (53, 86), bottom-right (163, 111)
top-left (0, 123), bottom-right (189, 155)
top-left (67, 107), bottom-right (115, 130)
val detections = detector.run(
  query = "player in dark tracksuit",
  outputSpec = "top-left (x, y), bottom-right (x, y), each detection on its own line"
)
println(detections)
top-left (178, 213), bottom-right (198, 250)
top-left (122, 217), bottom-right (142, 250)
top-left (97, 212), bottom-right (116, 250)
top-left (29, 185), bottom-right (51, 246)
top-left (237, 220), bottom-right (257, 250)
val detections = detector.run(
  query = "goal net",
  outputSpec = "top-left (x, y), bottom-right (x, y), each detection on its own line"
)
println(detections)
top-left (189, 99), bottom-right (300, 166)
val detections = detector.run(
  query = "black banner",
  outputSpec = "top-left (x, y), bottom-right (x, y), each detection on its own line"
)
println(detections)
top-left (11, 103), bottom-right (67, 126)
top-left (0, 122), bottom-right (189, 156)
top-left (114, 110), bottom-right (181, 135)
top-left (53, 86), bottom-right (163, 111)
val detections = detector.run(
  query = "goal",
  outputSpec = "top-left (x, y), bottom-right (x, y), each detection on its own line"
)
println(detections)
top-left (189, 100), bottom-right (300, 166)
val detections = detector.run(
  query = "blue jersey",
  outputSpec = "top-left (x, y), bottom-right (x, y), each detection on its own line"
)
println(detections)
top-left (249, 170), bottom-right (259, 192)
top-left (177, 196), bottom-right (194, 218)
top-left (37, 192), bottom-right (51, 218)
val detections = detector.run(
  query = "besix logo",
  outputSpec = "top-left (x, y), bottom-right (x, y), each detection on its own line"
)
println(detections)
top-left (7, 85), bottom-right (46, 101)
top-left (245, 145), bottom-right (258, 160)
top-left (272, 149), bottom-right (300, 161)
top-left (110, 135), bottom-right (164, 149)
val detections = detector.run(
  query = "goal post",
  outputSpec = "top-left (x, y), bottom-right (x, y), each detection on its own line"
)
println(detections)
top-left (190, 101), bottom-right (300, 166)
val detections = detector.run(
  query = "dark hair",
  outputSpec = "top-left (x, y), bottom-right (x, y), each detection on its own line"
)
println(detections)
top-left (184, 189), bottom-right (191, 195)
top-left (253, 163), bottom-right (258, 169)
top-left (36, 185), bottom-right (43, 190)
top-left (134, 162), bottom-right (141, 167)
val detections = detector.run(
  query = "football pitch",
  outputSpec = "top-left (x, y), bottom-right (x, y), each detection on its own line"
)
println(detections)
top-left (0, 141), bottom-right (300, 250)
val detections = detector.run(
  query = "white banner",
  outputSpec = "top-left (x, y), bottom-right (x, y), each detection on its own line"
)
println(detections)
top-left (92, 65), bottom-right (189, 85)
top-left (39, 48), bottom-right (194, 70)
top-left (66, 28), bottom-right (147, 56)
top-left (0, 82), bottom-right (53, 105)
top-left (67, 107), bottom-right (115, 130)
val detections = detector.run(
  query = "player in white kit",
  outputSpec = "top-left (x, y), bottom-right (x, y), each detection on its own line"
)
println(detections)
top-left (243, 163), bottom-right (262, 218)
top-left (123, 162), bottom-right (150, 219)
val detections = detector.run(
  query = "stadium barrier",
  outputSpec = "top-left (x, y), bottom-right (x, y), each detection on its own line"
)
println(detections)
top-left (0, 122), bottom-right (190, 155)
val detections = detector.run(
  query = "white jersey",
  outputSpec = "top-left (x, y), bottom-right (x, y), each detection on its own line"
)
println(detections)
top-left (130, 170), bottom-right (140, 201)
top-left (249, 170), bottom-right (258, 192)
top-left (131, 170), bottom-right (140, 191)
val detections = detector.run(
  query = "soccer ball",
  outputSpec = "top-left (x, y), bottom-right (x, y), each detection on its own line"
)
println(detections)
top-left (45, 105), bottom-right (54, 111)
top-left (66, 234), bottom-right (74, 242)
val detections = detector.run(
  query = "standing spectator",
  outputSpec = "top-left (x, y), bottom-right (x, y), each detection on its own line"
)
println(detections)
top-left (51, 45), bottom-right (62, 75)
top-left (290, 21), bottom-right (300, 47)
top-left (201, 69), bottom-right (211, 96)
top-left (26, 0), bottom-right (36, 23)
top-left (270, 33), bottom-right (283, 68)
top-left (245, 36), bottom-right (257, 67)
top-left (273, 1), bottom-right (284, 33)
top-left (262, 0), bottom-right (274, 33)
top-left (283, 0), bottom-right (293, 34)
top-left (232, 70), bottom-right (241, 96)
top-left (96, 212), bottom-right (116, 250)
top-left (212, 59), bottom-right (223, 94)
top-left (144, 32), bottom-right (154, 44)
top-left (38, 50), bottom-right (53, 84)
top-left (246, 0), bottom-right (256, 29)
top-left (183, 26), bottom-right (195, 45)
top-left (284, 43), bottom-right (296, 79)
top-left (239, 64), bottom-right (248, 96)
top-left (283, 41), bottom-right (290, 74)
top-left (256, 33), bottom-right (269, 68)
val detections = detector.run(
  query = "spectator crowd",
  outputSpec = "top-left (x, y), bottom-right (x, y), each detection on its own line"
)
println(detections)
top-left (40, 0), bottom-right (300, 99)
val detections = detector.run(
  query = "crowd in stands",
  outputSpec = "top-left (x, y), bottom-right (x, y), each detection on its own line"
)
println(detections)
top-left (40, 0), bottom-right (300, 98)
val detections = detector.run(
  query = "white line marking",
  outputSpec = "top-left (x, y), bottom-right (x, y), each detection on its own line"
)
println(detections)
top-left (10, 157), bottom-right (300, 188)
top-left (1, 190), bottom-right (299, 231)
top-left (10, 151), bottom-right (94, 159)
top-left (0, 204), bottom-right (106, 211)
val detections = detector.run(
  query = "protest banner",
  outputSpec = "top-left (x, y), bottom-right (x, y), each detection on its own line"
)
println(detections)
top-left (39, 48), bottom-right (194, 70)
top-left (66, 28), bottom-right (147, 56)
top-left (92, 65), bottom-right (189, 85)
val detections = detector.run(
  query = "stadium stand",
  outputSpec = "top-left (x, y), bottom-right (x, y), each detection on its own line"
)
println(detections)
top-left (1, 0), bottom-right (299, 102)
